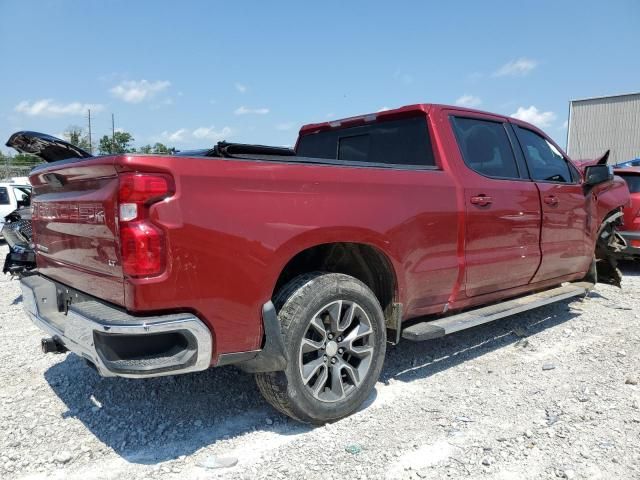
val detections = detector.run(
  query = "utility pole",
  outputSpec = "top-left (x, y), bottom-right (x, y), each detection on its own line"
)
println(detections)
top-left (87, 109), bottom-right (93, 154)
top-left (111, 113), bottom-right (115, 150)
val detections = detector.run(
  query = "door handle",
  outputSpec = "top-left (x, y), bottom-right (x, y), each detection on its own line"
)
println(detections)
top-left (543, 195), bottom-right (559, 206)
top-left (470, 195), bottom-right (493, 206)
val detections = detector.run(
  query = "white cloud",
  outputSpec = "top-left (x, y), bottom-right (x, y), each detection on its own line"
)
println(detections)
top-left (235, 83), bottom-right (247, 93)
top-left (159, 128), bottom-right (188, 143)
top-left (110, 79), bottom-right (171, 103)
top-left (156, 126), bottom-right (233, 144)
top-left (560, 120), bottom-right (568, 130)
top-left (455, 94), bottom-right (482, 108)
top-left (192, 126), bottom-right (233, 141)
top-left (510, 106), bottom-right (557, 128)
top-left (493, 58), bottom-right (538, 77)
top-left (15, 99), bottom-right (104, 117)
top-left (275, 122), bottom-right (295, 131)
top-left (234, 106), bottom-right (269, 115)
top-left (394, 70), bottom-right (414, 85)
top-left (377, 106), bottom-right (391, 112)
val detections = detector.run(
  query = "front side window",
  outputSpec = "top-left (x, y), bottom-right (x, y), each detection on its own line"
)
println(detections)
top-left (515, 126), bottom-right (573, 183)
top-left (450, 117), bottom-right (520, 179)
top-left (296, 116), bottom-right (436, 167)
top-left (13, 186), bottom-right (31, 207)
top-left (0, 187), bottom-right (9, 205)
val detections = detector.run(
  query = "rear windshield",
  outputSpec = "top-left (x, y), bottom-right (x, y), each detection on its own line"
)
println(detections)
top-left (619, 174), bottom-right (640, 193)
top-left (296, 116), bottom-right (436, 167)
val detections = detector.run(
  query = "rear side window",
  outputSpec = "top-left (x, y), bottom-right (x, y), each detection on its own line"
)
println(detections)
top-left (0, 187), bottom-right (9, 205)
top-left (619, 174), bottom-right (640, 193)
top-left (13, 186), bottom-right (31, 206)
top-left (296, 116), bottom-right (435, 167)
top-left (450, 117), bottom-right (520, 179)
top-left (515, 126), bottom-right (573, 183)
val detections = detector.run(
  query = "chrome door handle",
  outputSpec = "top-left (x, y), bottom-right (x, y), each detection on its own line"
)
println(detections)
top-left (470, 195), bottom-right (493, 206)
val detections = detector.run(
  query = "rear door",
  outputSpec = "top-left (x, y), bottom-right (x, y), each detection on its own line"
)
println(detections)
top-left (450, 114), bottom-right (542, 297)
top-left (512, 124), bottom-right (591, 281)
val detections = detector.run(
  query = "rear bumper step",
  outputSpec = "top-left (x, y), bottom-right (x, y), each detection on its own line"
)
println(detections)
top-left (402, 282), bottom-right (592, 342)
top-left (20, 275), bottom-right (212, 378)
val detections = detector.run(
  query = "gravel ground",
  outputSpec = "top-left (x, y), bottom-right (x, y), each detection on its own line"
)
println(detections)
top-left (1, 242), bottom-right (639, 480)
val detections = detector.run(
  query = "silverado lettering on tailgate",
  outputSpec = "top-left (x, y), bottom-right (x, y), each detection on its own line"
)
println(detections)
top-left (35, 203), bottom-right (106, 224)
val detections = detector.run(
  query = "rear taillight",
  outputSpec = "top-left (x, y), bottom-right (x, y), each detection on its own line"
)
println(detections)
top-left (118, 173), bottom-right (174, 277)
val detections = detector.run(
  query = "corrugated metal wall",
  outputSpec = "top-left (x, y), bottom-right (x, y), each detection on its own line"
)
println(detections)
top-left (567, 93), bottom-right (640, 164)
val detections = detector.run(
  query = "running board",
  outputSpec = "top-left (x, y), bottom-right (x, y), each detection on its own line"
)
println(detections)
top-left (402, 282), bottom-right (593, 342)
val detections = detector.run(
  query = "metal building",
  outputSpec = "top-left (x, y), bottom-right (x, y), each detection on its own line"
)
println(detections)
top-left (567, 92), bottom-right (640, 165)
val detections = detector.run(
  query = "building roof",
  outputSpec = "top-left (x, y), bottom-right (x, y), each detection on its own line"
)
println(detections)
top-left (570, 92), bottom-right (640, 104)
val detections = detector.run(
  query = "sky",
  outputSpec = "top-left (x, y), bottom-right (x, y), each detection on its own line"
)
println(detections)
top-left (1, 0), bottom-right (639, 154)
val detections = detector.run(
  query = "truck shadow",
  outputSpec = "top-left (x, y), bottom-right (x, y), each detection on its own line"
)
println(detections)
top-left (43, 297), bottom-right (582, 465)
top-left (381, 301), bottom-right (580, 384)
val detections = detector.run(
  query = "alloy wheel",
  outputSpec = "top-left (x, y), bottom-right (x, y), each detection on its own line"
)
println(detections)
top-left (298, 299), bottom-right (375, 402)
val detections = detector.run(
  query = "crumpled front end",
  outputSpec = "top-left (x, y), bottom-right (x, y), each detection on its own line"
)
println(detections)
top-left (594, 210), bottom-right (627, 287)
top-left (2, 207), bottom-right (35, 277)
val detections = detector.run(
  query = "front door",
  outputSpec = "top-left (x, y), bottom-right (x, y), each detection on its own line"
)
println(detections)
top-left (512, 124), bottom-right (591, 281)
top-left (450, 115), bottom-right (542, 297)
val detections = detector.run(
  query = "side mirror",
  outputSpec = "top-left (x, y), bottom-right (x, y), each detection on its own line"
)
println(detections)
top-left (584, 164), bottom-right (613, 187)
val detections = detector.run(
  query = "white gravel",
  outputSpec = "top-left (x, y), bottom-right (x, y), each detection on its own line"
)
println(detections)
top-left (1, 242), bottom-right (639, 479)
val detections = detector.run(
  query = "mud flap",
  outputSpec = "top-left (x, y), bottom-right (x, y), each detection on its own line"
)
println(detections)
top-left (594, 212), bottom-right (626, 287)
top-left (236, 301), bottom-right (288, 373)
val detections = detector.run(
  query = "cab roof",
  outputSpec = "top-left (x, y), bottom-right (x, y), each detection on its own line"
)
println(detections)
top-left (298, 103), bottom-right (515, 136)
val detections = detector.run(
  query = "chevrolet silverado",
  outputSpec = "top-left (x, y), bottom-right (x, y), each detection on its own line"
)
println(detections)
top-left (7, 104), bottom-right (629, 423)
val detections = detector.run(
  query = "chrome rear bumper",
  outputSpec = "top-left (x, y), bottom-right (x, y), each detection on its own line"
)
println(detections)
top-left (21, 275), bottom-right (212, 378)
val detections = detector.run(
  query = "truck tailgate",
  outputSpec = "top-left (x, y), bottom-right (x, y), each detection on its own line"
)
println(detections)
top-left (30, 159), bottom-right (124, 306)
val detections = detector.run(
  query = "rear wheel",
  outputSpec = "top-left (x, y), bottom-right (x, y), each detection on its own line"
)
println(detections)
top-left (255, 272), bottom-right (386, 424)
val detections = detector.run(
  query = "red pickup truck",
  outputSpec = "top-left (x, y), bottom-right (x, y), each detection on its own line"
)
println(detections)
top-left (612, 162), bottom-right (640, 257)
top-left (9, 104), bottom-right (629, 424)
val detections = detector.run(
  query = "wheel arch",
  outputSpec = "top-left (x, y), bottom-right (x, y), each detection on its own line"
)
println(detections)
top-left (270, 237), bottom-right (402, 320)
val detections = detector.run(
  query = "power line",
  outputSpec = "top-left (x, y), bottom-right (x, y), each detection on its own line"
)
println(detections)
top-left (87, 109), bottom-right (93, 155)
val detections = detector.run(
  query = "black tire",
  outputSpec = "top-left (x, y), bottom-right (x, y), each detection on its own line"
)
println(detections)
top-left (255, 272), bottom-right (386, 424)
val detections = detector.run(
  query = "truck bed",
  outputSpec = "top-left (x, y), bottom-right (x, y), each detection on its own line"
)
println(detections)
top-left (28, 151), bottom-right (460, 355)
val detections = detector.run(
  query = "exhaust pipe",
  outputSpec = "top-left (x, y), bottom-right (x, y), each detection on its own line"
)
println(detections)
top-left (41, 337), bottom-right (68, 354)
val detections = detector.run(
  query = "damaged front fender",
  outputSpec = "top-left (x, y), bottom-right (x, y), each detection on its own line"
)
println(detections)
top-left (593, 211), bottom-right (627, 287)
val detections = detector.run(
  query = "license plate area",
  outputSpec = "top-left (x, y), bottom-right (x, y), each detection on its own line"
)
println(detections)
top-left (55, 284), bottom-right (96, 314)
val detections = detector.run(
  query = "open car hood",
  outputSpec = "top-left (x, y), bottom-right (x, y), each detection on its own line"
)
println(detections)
top-left (572, 150), bottom-right (610, 174)
top-left (6, 131), bottom-right (92, 162)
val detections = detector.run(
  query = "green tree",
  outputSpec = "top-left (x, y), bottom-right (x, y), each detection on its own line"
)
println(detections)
top-left (138, 142), bottom-right (173, 154)
top-left (10, 153), bottom-right (41, 167)
top-left (98, 131), bottom-right (135, 154)
top-left (152, 142), bottom-right (172, 154)
top-left (62, 126), bottom-right (91, 151)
